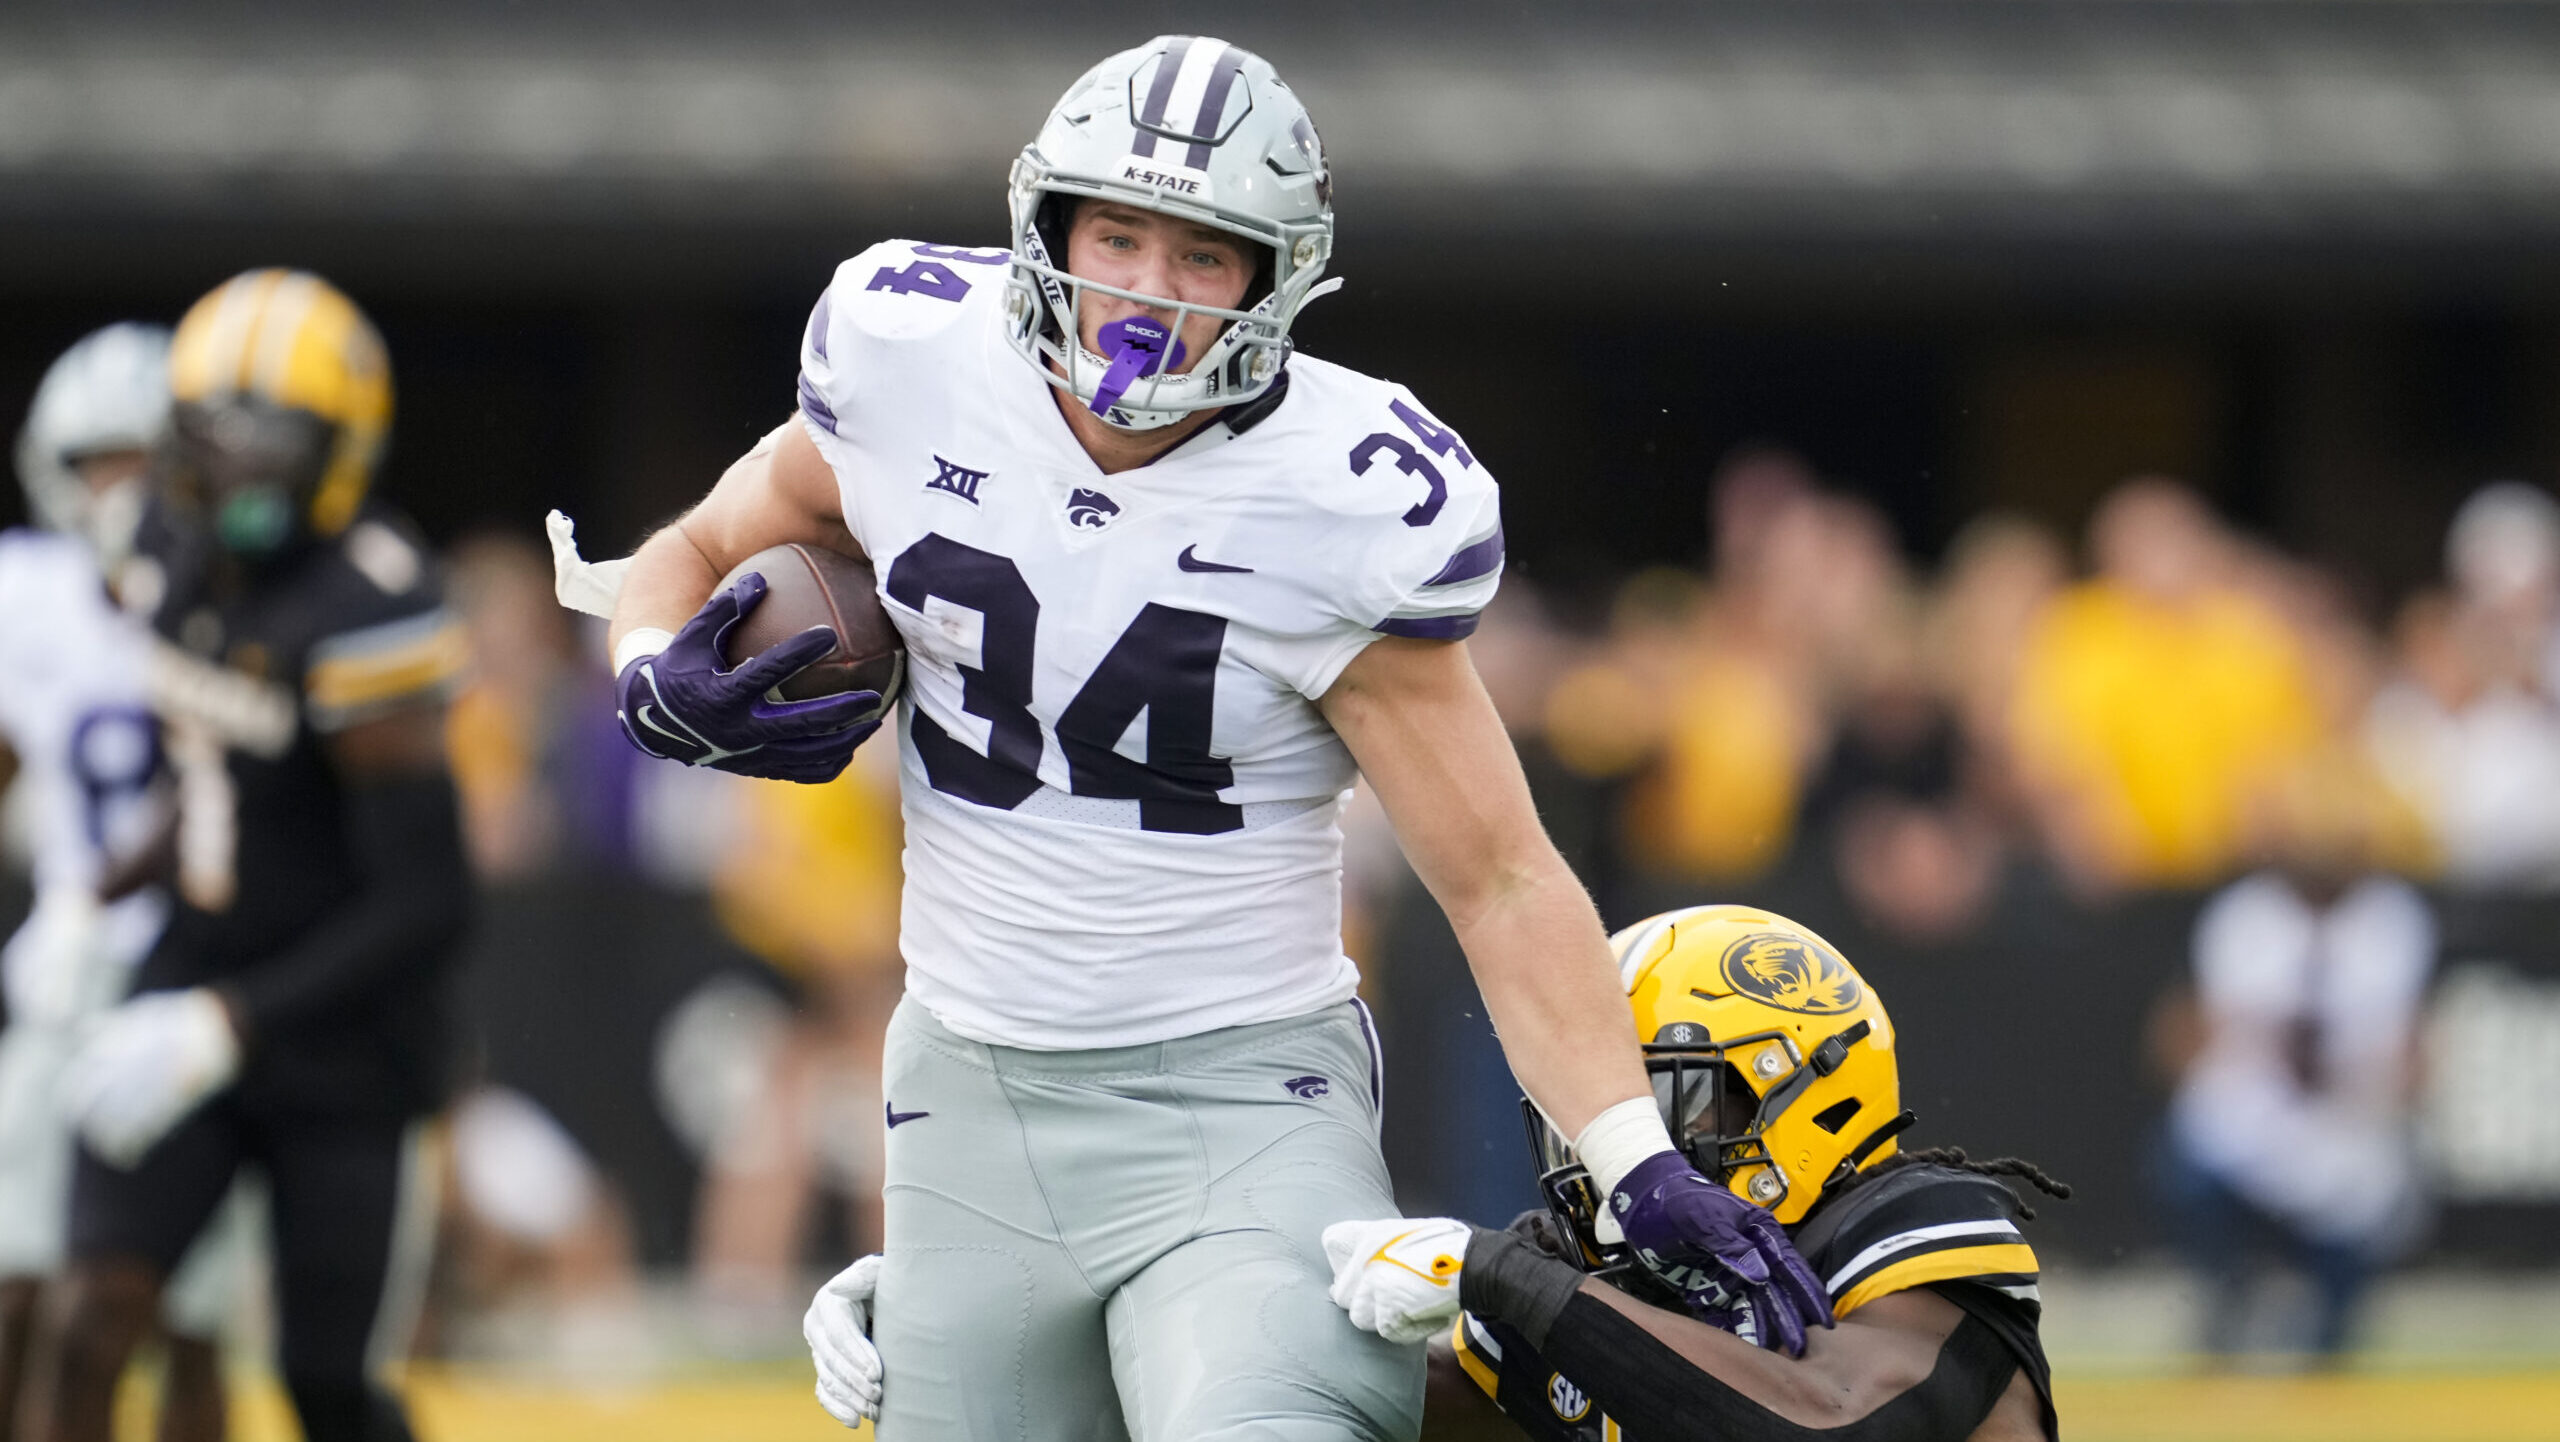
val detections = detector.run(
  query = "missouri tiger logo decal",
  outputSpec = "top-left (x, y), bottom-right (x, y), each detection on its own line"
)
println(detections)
top-left (1719, 932), bottom-right (1863, 1015)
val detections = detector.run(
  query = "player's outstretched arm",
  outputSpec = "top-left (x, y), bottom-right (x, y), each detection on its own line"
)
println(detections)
top-left (1319, 636), bottom-right (1648, 1141)
top-left (607, 418), bottom-right (858, 657)
top-left (1324, 638), bottom-right (1833, 1352)
top-left (1333, 1219), bottom-right (2049, 1441)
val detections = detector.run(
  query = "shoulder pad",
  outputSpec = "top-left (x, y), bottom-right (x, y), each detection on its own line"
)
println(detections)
top-left (1281, 367), bottom-right (1503, 641)
top-left (799, 240), bottom-right (1011, 441)
top-left (822, 239), bottom-right (1010, 344)
top-left (1799, 1164), bottom-right (2042, 1317)
top-left (302, 512), bottom-right (459, 731)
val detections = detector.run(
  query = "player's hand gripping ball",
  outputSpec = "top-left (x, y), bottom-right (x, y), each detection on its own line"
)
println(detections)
top-left (615, 568), bottom-right (885, 784)
top-left (1612, 1151), bottom-right (1834, 1356)
top-left (803, 1254), bottom-right (884, 1426)
top-left (1322, 1216), bottom-right (1472, 1345)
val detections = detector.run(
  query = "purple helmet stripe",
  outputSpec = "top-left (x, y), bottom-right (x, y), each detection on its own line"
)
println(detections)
top-left (1184, 45), bottom-right (1246, 167)
top-left (796, 372), bottom-right (838, 435)
top-left (1422, 526), bottom-right (1505, 587)
top-left (1131, 35), bottom-right (1194, 159)
top-left (805, 290), bottom-right (832, 362)
top-left (1373, 612), bottom-right (1482, 641)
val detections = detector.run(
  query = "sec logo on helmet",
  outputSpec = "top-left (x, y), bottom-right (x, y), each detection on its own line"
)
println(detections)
top-left (1719, 932), bottom-right (1864, 1015)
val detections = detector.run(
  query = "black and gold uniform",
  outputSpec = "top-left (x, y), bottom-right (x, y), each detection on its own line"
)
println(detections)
top-left (123, 503), bottom-right (468, 1111)
top-left (61, 270), bottom-right (467, 1442)
top-left (1440, 902), bottom-right (2064, 1442)
top-left (1450, 1162), bottom-right (2057, 1441)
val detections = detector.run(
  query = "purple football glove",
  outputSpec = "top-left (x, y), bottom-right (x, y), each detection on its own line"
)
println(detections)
top-left (615, 571), bottom-right (881, 784)
top-left (1610, 1151), bottom-right (1834, 1356)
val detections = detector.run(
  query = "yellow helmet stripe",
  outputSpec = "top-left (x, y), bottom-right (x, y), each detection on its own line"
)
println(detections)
top-left (172, 269), bottom-right (278, 400)
top-left (250, 270), bottom-right (324, 400)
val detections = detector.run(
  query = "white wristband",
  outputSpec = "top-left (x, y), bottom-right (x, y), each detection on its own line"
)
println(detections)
top-left (1574, 1096), bottom-right (1680, 1199)
top-left (613, 627), bottom-right (676, 678)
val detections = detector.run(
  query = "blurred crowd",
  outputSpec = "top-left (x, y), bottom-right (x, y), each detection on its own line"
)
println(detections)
top-left (1466, 454), bottom-right (2560, 934)
top-left (51, 457), bottom-right (2545, 1368)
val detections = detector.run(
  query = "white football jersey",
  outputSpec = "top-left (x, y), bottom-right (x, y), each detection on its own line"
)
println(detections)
top-left (0, 530), bottom-right (168, 972)
top-left (797, 240), bottom-right (1503, 1049)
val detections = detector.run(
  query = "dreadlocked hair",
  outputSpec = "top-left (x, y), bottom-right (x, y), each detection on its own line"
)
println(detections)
top-left (1832, 1147), bottom-right (2074, 1220)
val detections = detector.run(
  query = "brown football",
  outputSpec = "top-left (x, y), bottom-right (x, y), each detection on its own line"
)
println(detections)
top-left (715, 542), bottom-right (904, 711)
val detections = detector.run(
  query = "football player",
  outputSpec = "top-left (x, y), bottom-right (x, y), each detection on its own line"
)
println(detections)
top-left (0, 324), bottom-right (253, 1442)
top-left (34, 273), bottom-right (469, 1442)
top-left (569, 35), bottom-right (1827, 1441)
top-left (1324, 904), bottom-right (2064, 1441)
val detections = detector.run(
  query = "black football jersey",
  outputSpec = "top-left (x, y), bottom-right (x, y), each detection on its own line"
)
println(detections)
top-left (132, 506), bottom-right (467, 1114)
top-left (1454, 1163), bottom-right (2055, 1441)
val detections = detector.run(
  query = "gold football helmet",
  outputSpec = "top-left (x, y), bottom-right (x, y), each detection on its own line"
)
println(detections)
top-left (1529, 904), bottom-right (1914, 1271)
top-left (163, 269), bottom-right (392, 555)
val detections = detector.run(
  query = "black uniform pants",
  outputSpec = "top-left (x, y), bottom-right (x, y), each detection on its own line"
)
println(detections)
top-left (71, 1093), bottom-right (430, 1442)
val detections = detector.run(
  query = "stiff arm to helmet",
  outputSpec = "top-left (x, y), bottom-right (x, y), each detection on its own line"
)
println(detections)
top-left (1530, 906), bottom-right (1914, 1263)
top-left (1004, 35), bottom-right (1342, 430)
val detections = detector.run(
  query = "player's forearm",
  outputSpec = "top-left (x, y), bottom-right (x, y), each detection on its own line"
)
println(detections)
top-left (607, 523), bottom-right (724, 656)
top-left (1450, 849), bottom-right (1651, 1140)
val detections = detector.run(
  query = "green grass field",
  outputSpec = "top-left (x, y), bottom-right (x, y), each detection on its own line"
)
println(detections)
top-left (132, 1363), bottom-right (2560, 1442)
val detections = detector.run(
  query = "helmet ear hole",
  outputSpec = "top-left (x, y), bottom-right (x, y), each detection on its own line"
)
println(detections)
top-left (1810, 1097), bottom-right (1862, 1136)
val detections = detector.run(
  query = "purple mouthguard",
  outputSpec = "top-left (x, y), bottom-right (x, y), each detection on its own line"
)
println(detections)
top-left (1089, 315), bottom-right (1188, 416)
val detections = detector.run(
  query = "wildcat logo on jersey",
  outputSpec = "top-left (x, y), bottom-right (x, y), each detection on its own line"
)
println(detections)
top-left (1066, 488), bottom-right (1121, 531)
top-left (926, 455), bottom-right (988, 505)
top-left (1719, 932), bottom-right (1863, 1015)
top-left (1282, 1074), bottom-right (1329, 1099)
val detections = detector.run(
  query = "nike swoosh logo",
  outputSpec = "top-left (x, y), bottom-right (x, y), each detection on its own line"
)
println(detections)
top-left (1177, 545), bottom-right (1253, 574)
top-left (885, 1105), bottom-right (930, 1129)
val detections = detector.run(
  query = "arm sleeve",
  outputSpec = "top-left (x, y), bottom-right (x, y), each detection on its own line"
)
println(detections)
top-left (303, 608), bottom-right (467, 732)
top-left (1458, 1224), bottom-right (1588, 1350)
top-left (1535, 1292), bottom-right (2024, 1442)
top-left (220, 768), bottom-right (471, 1040)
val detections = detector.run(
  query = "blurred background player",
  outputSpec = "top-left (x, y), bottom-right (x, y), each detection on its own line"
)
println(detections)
top-left (2153, 752), bottom-right (2436, 1359)
top-left (35, 271), bottom-right (471, 1442)
top-left (0, 324), bottom-right (257, 1442)
top-left (1325, 904), bottom-right (2065, 1441)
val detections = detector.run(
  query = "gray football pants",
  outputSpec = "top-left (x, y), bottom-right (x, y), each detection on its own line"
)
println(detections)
top-left (872, 995), bottom-right (1423, 1442)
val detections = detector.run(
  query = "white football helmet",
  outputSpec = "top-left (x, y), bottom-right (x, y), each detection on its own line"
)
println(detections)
top-left (15, 322), bottom-right (171, 566)
top-left (1005, 36), bottom-right (1339, 430)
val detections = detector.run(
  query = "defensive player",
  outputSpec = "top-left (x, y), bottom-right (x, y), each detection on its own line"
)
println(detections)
top-left (0, 324), bottom-right (250, 1442)
top-left (36, 272), bottom-right (469, 1442)
top-left (581, 35), bottom-right (1826, 1441)
top-left (1324, 905), bottom-right (2064, 1441)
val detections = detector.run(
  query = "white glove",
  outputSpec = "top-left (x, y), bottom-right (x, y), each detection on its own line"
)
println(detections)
top-left (1322, 1216), bottom-right (1472, 1345)
top-left (61, 989), bottom-right (241, 1168)
top-left (803, 1254), bottom-right (884, 1425)
top-left (4, 890), bottom-right (106, 1029)
top-left (547, 510), bottom-right (631, 621)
